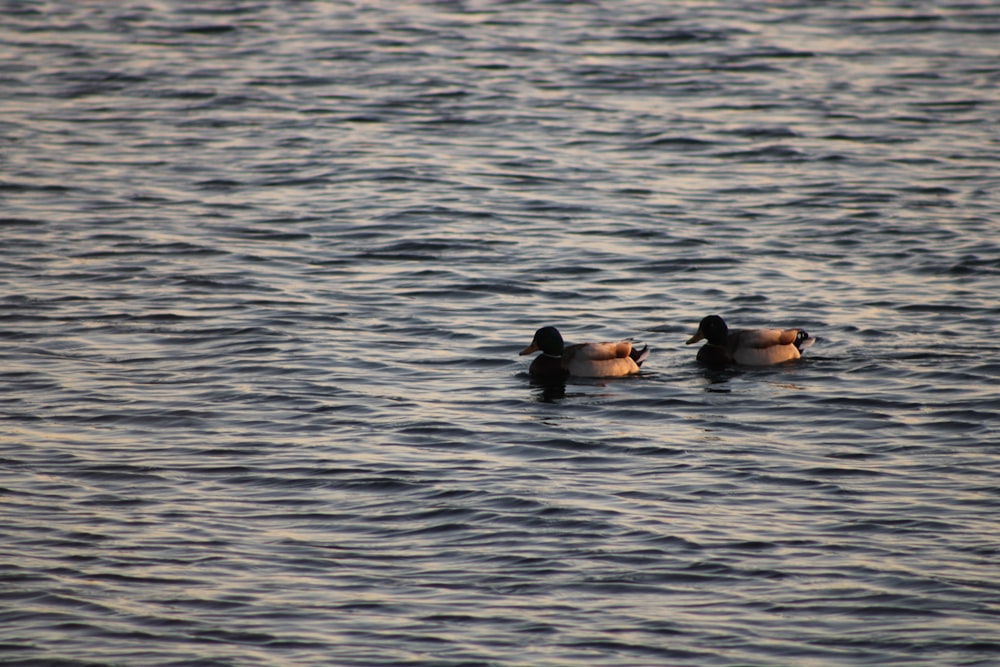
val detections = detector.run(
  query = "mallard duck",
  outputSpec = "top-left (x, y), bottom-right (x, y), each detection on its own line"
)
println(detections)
top-left (686, 315), bottom-right (813, 367)
top-left (520, 326), bottom-right (650, 380)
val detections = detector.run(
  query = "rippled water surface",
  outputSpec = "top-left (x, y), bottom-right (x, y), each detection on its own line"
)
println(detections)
top-left (2, 2), bottom-right (999, 665)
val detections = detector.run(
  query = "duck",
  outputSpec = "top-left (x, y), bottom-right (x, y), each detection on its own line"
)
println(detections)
top-left (520, 326), bottom-right (650, 381)
top-left (686, 314), bottom-right (813, 367)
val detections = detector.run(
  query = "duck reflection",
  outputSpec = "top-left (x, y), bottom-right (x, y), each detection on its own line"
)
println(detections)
top-left (530, 378), bottom-right (567, 402)
top-left (700, 366), bottom-right (737, 393)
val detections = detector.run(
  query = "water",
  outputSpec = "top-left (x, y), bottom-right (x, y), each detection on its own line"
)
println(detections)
top-left (2, 2), bottom-right (999, 665)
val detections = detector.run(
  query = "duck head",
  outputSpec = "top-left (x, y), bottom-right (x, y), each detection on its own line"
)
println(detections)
top-left (520, 326), bottom-right (564, 357)
top-left (686, 315), bottom-right (728, 346)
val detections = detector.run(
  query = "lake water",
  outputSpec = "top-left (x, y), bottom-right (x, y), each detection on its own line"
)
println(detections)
top-left (2, 2), bottom-right (999, 665)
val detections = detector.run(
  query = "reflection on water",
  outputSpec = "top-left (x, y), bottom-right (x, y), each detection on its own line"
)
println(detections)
top-left (700, 368), bottom-right (736, 392)
top-left (1, 1), bottom-right (999, 666)
top-left (531, 380), bottom-right (568, 403)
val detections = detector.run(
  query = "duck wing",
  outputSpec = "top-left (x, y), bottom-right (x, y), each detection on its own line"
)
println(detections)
top-left (563, 341), bottom-right (642, 378)
top-left (733, 328), bottom-right (802, 349)
top-left (729, 328), bottom-right (804, 366)
top-left (566, 340), bottom-right (634, 361)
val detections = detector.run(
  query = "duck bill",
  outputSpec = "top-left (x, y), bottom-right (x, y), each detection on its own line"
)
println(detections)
top-left (519, 342), bottom-right (539, 356)
top-left (686, 330), bottom-right (705, 345)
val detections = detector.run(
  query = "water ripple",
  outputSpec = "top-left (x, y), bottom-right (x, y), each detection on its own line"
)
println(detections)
top-left (2, 1), bottom-right (999, 666)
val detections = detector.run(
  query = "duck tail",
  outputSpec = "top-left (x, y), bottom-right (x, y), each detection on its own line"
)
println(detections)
top-left (795, 331), bottom-right (815, 351)
top-left (631, 344), bottom-right (651, 367)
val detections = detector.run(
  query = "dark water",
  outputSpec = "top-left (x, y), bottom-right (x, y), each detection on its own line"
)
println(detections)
top-left (2, 2), bottom-right (999, 665)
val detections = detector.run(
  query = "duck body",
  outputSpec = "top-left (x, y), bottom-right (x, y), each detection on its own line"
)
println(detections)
top-left (687, 315), bottom-right (813, 368)
top-left (520, 326), bottom-right (649, 380)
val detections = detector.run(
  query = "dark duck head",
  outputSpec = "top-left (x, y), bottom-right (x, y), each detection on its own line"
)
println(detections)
top-left (520, 326), bottom-right (564, 358)
top-left (520, 326), bottom-right (568, 381)
top-left (687, 315), bottom-right (728, 346)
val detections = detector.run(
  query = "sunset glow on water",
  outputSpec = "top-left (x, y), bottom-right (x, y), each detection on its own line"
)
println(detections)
top-left (2, 2), bottom-right (999, 665)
